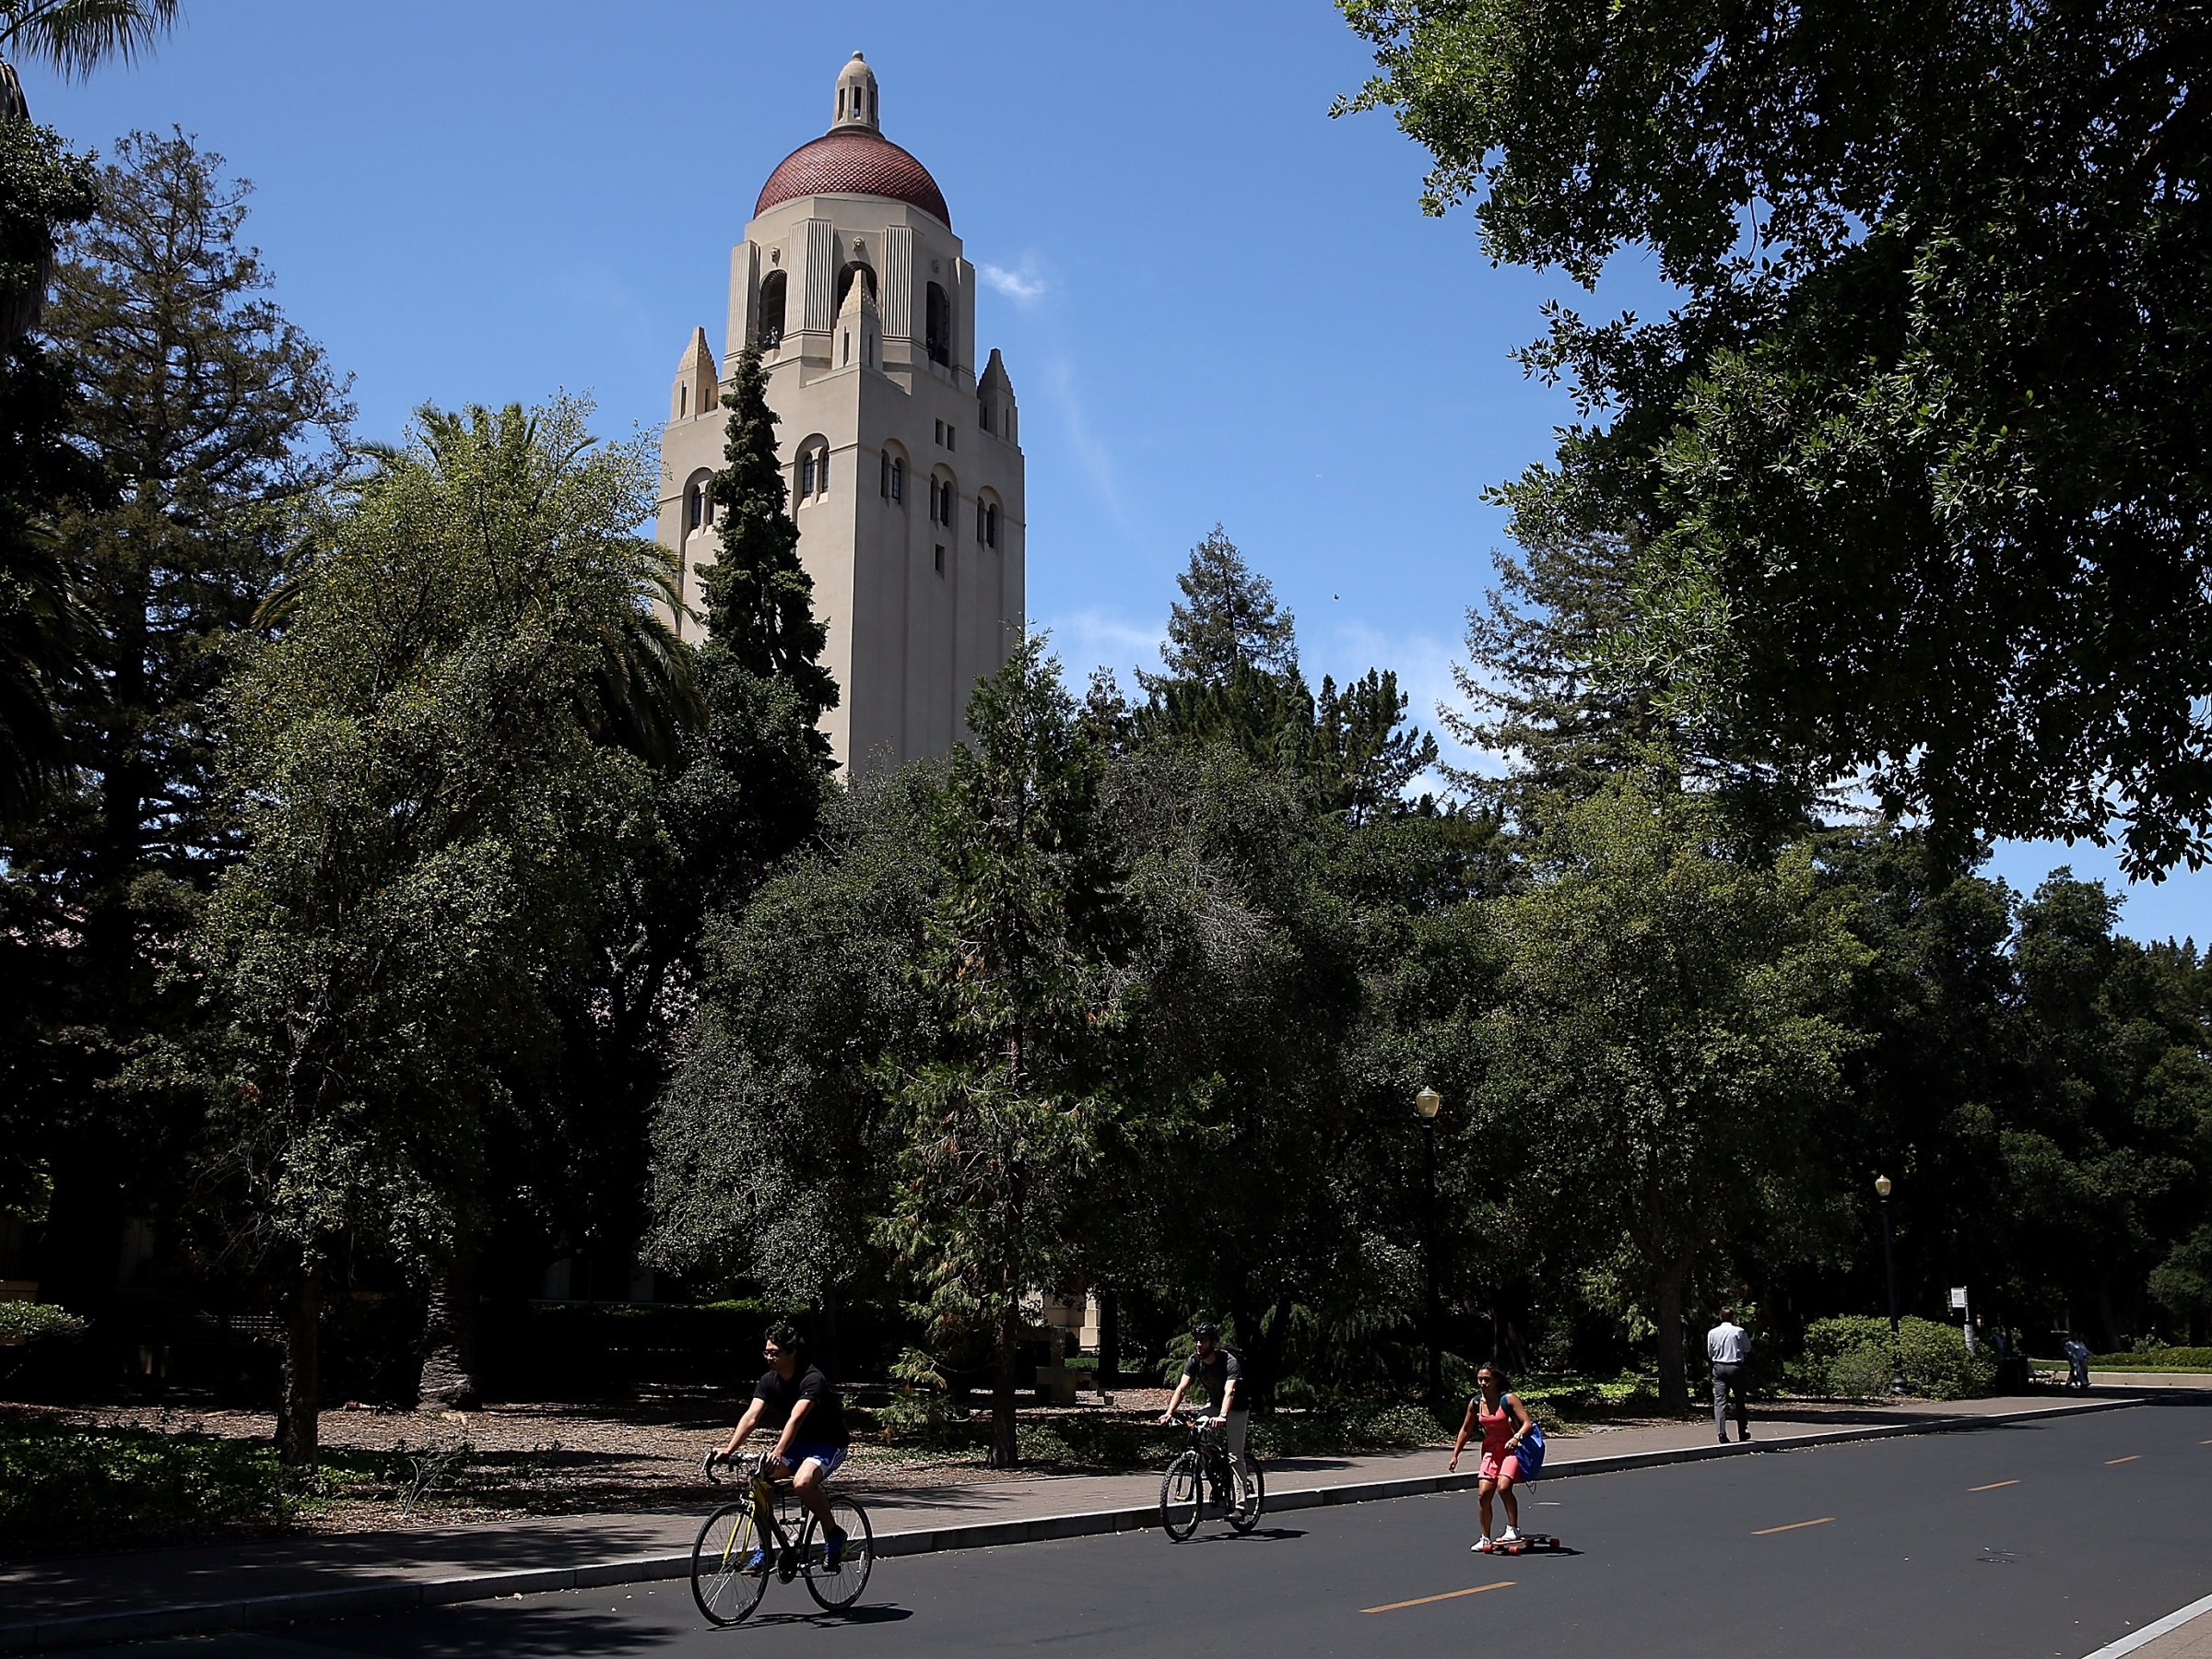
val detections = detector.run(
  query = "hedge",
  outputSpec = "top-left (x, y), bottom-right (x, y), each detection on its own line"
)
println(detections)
top-left (1798, 1315), bottom-right (1996, 1400)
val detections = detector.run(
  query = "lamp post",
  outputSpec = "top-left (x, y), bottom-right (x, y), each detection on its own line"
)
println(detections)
top-left (1876, 1174), bottom-right (1906, 1394)
top-left (1416, 1087), bottom-right (1443, 1403)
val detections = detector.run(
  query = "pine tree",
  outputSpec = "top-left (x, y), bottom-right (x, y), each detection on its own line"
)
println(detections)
top-left (701, 342), bottom-right (838, 725)
top-left (882, 635), bottom-right (1130, 1468)
top-left (2, 131), bottom-right (348, 1312)
top-left (1139, 524), bottom-right (1298, 692)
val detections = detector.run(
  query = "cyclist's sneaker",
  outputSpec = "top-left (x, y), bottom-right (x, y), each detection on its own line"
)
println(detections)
top-left (743, 1547), bottom-right (771, 1574)
top-left (823, 1525), bottom-right (848, 1571)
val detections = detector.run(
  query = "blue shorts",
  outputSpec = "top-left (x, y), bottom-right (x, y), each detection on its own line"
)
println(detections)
top-left (780, 1441), bottom-right (847, 1477)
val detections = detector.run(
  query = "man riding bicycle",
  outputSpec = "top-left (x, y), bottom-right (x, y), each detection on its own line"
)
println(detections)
top-left (710, 1321), bottom-right (852, 1569)
top-left (1157, 1320), bottom-right (1246, 1477)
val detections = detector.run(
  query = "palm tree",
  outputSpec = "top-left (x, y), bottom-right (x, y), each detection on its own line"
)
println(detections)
top-left (2, 0), bottom-right (179, 88)
top-left (3, 2), bottom-right (181, 335)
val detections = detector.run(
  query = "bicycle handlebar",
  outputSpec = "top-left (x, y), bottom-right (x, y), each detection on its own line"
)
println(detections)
top-left (700, 1449), bottom-right (782, 1487)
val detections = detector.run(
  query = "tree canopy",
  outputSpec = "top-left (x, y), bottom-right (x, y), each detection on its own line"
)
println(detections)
top-left (1340, 0), bottom-right (2212, 877)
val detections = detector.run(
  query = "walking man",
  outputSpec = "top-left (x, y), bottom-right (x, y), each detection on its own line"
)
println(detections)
top-left (1708, 1307), bottom-right (1752, 1443)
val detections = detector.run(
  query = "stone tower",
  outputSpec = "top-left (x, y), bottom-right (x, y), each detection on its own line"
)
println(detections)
top-left (656, 53), bottom-right (1026, 771)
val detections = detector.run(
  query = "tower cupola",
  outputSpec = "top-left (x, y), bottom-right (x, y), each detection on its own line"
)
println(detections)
top-left (832, 52), bottom-right (879, 133)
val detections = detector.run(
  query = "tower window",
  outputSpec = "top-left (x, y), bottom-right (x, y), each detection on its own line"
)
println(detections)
top-left (986, 502), bottom-right (999, 547)
top-left (880, 452), bottom-right (889, 498)
top-left (891, 456), bottom-right (903, 502)
top-left (975, 500), bottom-right (985, 544)
top-left (934, 545), bottom-right (945, 575)
top-left (834, 260), bottom-right (877, 315)
top-left (758, 269), bottom-right (787, 349)
top-left (978, 397), bottom-right (989, 430)
top-left (947, 425), bottom-right (954, 452)
top-left (800, 453), bottom-right (816, 498)
top-left (928, 477), bottom-right (938, 521)
top-left (687, 483), bottom-right (703, 530)
top-left (925, 281), bottom-right (951, 367)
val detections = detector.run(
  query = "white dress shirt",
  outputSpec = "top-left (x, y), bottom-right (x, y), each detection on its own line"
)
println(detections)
top-left (1708, 1322), bottom-right (1750, 1364)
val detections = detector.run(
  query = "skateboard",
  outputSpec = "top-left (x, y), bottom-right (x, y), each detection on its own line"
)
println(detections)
top-left (1480, 1534), bottom-right (1565, 1556)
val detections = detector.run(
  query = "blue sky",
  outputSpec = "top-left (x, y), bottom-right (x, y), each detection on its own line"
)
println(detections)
top-left (18, 0), bottom-right (2208, 943)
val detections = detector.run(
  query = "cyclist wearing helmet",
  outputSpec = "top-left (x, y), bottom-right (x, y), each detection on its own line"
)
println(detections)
top-left (1157, 1321), bottom-right (1247, 1465)
top-left (710, 1321), bottom-right (852, 1568)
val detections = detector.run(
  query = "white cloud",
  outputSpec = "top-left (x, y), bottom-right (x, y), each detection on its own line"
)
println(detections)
top-left (979, 260), bottom-right (1049, 304)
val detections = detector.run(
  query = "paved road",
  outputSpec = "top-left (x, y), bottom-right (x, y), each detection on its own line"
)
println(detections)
top-left (84, 1398), bottom-right (2211, 1659)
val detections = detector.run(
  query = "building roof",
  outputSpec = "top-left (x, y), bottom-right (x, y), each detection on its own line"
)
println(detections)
top-left (755, 129), bottom-right (951, 229)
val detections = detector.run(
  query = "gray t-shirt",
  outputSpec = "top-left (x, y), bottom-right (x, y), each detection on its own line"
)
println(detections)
top-left (1182, 1346), bottom-right (1243, 1410)
top-left (1707, 1322), bottom-right (1750, 1364)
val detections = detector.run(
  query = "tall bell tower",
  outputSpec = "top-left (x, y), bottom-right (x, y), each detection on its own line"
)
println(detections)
top-left (655, 53), bottom-right (1026, 771)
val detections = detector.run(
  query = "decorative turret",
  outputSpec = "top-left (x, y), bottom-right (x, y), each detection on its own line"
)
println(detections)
top-left (977, 347), bottom-right (1018, 443)
top-left (834, 254), bottom-right (878, 371)
top-left (832, 52), bottom-right (878, 134)
top-left (670, 326), bottom-right (717, 422)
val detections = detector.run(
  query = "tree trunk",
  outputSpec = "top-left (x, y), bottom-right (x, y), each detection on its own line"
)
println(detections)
top-left (989, 1306), bottom-right (1020, 1468)
top-left (1653, 1261), bottom-right (1690, 1412)
top-left (1098, 1287), bottom-right (1119, 1390)
top-left (417, 1257), bottom-right (478, 1412)
top-left (276, 1268), bottom-right (322, 1467)
top-left (818, 1299), bottom-right (842, 1385)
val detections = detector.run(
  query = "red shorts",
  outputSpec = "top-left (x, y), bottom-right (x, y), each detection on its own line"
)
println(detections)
top-left (1478, 1451), bottom-right (1523, 1483)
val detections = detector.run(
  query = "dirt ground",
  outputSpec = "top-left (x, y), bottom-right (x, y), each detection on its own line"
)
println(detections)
top-left (6, 1385), bottom-right (1209, 1534)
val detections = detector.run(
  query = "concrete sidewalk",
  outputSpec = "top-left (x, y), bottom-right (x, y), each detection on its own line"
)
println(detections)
top-left (0, 1389), bottom-right (2174, 1652)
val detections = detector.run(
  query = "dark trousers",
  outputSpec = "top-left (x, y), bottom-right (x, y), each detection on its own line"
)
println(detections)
top-left (1712, 1360), bottom-right (1750, 1439)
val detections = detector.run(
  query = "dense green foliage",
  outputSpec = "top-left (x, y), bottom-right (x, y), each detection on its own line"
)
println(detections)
top-left (1797, 1315), bottom-right (1997, 1400)
top-left (0, 1414), bottom-right (288, 1556)
top-left (1339, 0), bottom-right (2212, 876)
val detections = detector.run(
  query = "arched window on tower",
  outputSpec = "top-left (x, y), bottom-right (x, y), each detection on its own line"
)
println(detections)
top-left (925, 281), bottom-right (951, 367)
top-left (975, 499), bottom-right (985, 545)
top-left (986, 502), bottom-right (999, 547)
top-left (835, 261), bottom-right (877, 315)
top-left (687, 483), bottom-right (703, 531)
top-left (758, 269), bottom-right (787, 349)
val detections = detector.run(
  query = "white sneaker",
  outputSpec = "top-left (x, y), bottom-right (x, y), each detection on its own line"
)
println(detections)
top-left (1472, 1536), bottom-right (1494, 1553)
top-left (1500, 1526), bottom-right (1522, 1543)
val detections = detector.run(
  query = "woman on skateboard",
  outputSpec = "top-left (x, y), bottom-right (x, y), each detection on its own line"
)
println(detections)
top-left (1449, 1362), bottom-right (1537, 1552)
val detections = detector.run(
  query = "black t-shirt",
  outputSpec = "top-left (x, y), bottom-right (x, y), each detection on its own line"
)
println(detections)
top-left (752, 1361), bottom-right (849, 1449)
top-left (1181, 1346), bottom-right (1243, 1410)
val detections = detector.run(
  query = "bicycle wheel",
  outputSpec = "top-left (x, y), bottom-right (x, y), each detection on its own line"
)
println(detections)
top-left (799, 1493), bottom-right (876, 1612)
top-left (1159, 1450), bottom-right (1204, 1541)
top-left (690, 1500), bottom-right (771, 1626)
top-left (1228, 1452), bottom-right (1265, 1533)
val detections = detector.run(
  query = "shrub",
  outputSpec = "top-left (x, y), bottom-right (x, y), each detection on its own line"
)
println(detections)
top-left (1799, 1315), bottom-right (1996, 1400)
top-left (0, 1417), bottom-right (291, 1556)
top-left (2089, 1346), bottom-right (2212, 1370)
top-left (0, 1302), bottom-right (86, 1344)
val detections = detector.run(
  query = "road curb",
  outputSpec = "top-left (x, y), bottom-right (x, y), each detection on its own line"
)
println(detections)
top-left (0, 1394), bottom-right (2148, 1652)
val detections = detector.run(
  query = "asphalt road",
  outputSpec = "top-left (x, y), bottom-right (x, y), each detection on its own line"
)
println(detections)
top-left (89, 1397), bottom-right (2211, 1659)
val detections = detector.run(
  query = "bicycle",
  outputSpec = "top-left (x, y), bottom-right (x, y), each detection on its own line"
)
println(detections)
top-left (690, 1450), bottom-right (875, 1625)
top-left (1159, 1411), bottom-right (1264, 1541)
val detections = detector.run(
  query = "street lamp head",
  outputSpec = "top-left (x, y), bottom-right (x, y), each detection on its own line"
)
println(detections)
top-left (1415, 1087), bottom-right (1442, 1120)
top-left (1874, 1173), bottom-right (1893, 1198)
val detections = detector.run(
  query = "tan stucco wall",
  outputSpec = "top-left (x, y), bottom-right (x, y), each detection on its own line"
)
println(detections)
top-left (655, 169), bottom-right (1025, 773)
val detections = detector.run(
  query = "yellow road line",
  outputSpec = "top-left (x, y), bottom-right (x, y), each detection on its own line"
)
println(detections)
top-left (2106, 1455), bottom-right (2140, 1465)
top-left (1363, 1582), bottom-right (1514, 1614)
top-left (1752, 1517), bottom-right (1835, 1535)
top-left (1970, 1479), bottom-right (2019, 1492)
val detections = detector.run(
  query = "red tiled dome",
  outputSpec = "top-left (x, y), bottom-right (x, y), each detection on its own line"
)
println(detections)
top-left (755, 130), bottom-right (950, 228)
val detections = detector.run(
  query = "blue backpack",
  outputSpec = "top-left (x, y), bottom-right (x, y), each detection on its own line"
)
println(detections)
top-left (1511, 1401), bottom-right (1547, 1478)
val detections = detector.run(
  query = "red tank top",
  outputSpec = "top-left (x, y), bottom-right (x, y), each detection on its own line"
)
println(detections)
top-left (1478, 1394), bottom-right (1514, 1456)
